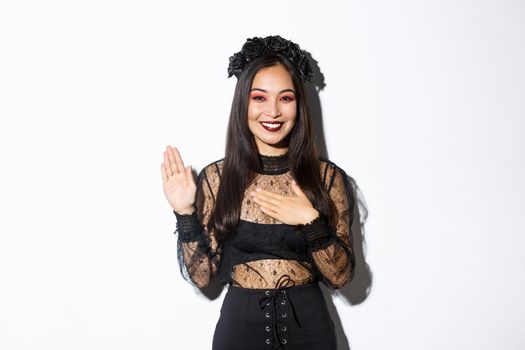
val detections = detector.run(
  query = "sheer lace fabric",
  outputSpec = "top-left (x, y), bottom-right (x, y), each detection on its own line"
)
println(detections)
top-left (174, 154), bottom-right (355, 290)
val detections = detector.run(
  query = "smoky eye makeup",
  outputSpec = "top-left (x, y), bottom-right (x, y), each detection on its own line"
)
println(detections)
top-left (249, 90), bottom-right (296, 102)
top-left (281, 94), bottom-right (295, 102)
top-left (250, 93), bottom-right (266, 101)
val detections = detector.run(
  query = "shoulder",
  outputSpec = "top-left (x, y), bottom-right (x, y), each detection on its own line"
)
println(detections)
top-left (198, 158), bottom-right (225, 179)
top-left (196, 159), bottom-right (224, 195)
top-left (318, 156), bottom-right (350, 189)
top-left (318, 156), bottom-right (355, 209)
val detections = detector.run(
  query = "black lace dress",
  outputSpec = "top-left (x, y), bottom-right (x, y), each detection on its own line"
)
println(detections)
top-left (173, 153), bottom-right (355, 350)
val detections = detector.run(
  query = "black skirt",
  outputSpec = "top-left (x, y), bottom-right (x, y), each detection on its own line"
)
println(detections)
top-left (212, 275), bottom-right (337, 350)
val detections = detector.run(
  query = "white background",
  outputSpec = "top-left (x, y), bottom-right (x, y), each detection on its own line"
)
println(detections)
top-left (1, 0), bottom-right (524, 349)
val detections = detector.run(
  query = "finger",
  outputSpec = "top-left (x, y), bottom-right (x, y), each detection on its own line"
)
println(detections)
top-left (252, 190), bottom-right (282, 206)
top-left (172, 146), bottom-right (186, 172)
top-left (161, 163), bottom-right (168, 183)
top-left (166, 146), bottom-right (180, 173)
top-left (254, 188), bottom-right (284, 201)
top-left (259, 205), bottom-right (281, 221)
top-left (163, 151), bottom-right (173, 176)
top-left (252, 194), bottom-right (281, 212)
top-left (185, 165), bottom-right (194, 183)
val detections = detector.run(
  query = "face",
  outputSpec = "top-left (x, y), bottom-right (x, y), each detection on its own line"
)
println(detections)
top-left (247, 63), bottom-right (298, 156)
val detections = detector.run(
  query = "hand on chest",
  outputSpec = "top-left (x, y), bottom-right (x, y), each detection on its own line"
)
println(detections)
top-left (241, 174), bottom-right (294, 224)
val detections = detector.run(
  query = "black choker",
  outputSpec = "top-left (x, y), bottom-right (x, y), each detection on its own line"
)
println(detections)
top-left (259, 153), bottom-right (290, 175)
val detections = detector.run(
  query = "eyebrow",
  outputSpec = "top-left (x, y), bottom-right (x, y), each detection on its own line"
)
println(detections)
top-left (250, 88), bottom-right (296, 94)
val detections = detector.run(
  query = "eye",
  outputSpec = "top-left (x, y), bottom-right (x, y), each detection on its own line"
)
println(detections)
top-left (252, 95), bottom-right (265, 102)
top-left (281, 95), bottom-right (295, 102)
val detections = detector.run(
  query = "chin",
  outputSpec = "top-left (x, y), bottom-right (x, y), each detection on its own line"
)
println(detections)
top-left (257, 135), bottom-right (291, 150)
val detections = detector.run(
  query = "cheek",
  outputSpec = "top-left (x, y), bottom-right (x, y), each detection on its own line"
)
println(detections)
top-left (247, 105), bottom-right (259, 121)
top-left (247, 114), bottom-right (259, 134)
top-left (247, 109), bottom-right (260, 124)
top-left (287, 119), bottom-right (297, 132)
top-left (285, 104), bottom-right (298, 122)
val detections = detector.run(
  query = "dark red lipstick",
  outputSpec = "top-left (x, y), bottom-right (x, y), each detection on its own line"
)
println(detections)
top-left (260, 122), bottom-right (283, 132)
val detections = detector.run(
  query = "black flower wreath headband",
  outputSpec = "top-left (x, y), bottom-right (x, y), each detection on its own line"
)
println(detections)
top-left (227, 35), bottom-right (314, 82)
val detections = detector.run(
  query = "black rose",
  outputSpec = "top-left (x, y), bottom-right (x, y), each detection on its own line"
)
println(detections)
top-left (242, 37), bottom-right (266, 61)
top-left (284, 47), bottom-right (300, 64)
top-left (266, 35), bottom-right (290, 52)
top-left (227, 35), bottom-right (315, 82)
top-left (289, 42), bottom-right (301, 56)
top-left (298, 55), bottom-right (313, 81)
top-left (227, 52), bottom-right (245, 78)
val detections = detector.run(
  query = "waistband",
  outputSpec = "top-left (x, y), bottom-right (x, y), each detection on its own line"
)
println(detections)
top-left (227, 280), bottom-right (318, 294)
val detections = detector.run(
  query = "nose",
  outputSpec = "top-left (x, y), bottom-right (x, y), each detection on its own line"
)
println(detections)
top-left (265, 99), bottom-right (282, 118)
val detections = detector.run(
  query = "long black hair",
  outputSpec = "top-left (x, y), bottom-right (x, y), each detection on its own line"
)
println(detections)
top-left (209, 54), bottom-right (336, 243)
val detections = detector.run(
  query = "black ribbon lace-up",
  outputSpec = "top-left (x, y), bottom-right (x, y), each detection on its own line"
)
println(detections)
top-left (258, 274), bottom-right (301, 348)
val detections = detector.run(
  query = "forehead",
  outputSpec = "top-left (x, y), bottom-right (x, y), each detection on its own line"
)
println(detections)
top-left (251, 63), bottom-right (294, 91)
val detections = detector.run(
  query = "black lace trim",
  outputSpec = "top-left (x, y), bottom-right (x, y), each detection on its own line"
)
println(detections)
top-left (173, 211), bottom-right (202, 242)
top-left (259, 152), bottom-right (289, 175)
top-left (296, 215), bottom-right (335, 251)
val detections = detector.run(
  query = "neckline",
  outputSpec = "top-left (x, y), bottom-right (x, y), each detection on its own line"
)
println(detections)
top-left (258, 152), bottom-right (290, 175)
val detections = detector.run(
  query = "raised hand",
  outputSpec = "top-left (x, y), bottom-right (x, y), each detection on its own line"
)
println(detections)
top-left (250, 180), bottom-right (320, 226)
top-left (161, 146), bottom-right (196, 214)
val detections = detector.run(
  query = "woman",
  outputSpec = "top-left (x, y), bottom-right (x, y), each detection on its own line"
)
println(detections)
top-left (161, 35), bottom-right (355, 350)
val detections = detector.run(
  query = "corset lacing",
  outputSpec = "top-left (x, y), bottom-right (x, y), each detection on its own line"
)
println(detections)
top-left (258, 274), bottom-right (301, 348)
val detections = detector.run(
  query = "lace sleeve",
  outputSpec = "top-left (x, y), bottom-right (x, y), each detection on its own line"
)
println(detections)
top-left (173, 163), bottom-right (222, 288)
top-left (298, 163), bottom-right (355, 289)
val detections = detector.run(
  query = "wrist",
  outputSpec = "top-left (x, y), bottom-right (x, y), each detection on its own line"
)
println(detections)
top-left (173, 206), bottom-right (195, 215)
top-left (300, 209), bottom-right (320, 225)
top-left (173, 210), bottom-right (201, 242)
top-left (296, 214), bottom-right (332, 245)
